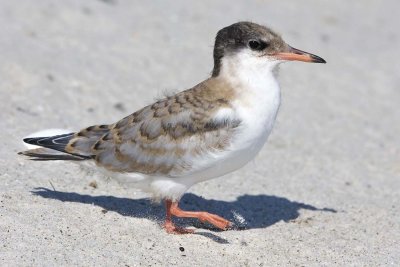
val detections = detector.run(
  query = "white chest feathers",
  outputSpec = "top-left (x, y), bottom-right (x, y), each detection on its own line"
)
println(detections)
top-left (184, 51), bottom-right (282, 181)
top-left (223, 49), bottom-right (282, 152)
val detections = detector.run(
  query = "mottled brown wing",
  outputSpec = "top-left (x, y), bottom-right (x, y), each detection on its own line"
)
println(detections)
top-left (85, 82), bottom-right (240, 177)
top-left (64, 124), bottom-right (112, 156)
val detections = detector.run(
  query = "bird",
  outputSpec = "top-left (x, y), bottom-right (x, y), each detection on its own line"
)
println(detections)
top-left (19, 21), bottom-right (326, 234)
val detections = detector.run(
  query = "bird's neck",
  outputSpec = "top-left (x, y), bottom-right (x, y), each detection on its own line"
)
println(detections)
top-left (215, 53), bottom-right (281, 100)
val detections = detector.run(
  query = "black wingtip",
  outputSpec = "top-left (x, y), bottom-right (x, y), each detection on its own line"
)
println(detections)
top-left (23, 137), bottom-right (45, 145)
top-left (21, 133), bottom-right (75, 150)
top-left (23, 138), bottom-right (34, 144)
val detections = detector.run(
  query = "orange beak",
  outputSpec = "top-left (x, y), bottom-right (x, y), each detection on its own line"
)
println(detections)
top-left (274, 45), bottom-right (326, 63)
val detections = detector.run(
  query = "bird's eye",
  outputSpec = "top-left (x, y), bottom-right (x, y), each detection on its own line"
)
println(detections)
top-left (248, 40), bottom-right (268, 51)
top-left (248, 40), bottom-right (261, 50)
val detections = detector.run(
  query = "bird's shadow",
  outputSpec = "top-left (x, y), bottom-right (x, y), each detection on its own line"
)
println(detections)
top-left (31, 187), bottom-right (336, 243)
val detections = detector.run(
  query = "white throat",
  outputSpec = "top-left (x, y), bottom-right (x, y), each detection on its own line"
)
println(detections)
top-left (219, 50), bottom-right (281, 94)
top-left (218, 50), bottom-right (281, 106)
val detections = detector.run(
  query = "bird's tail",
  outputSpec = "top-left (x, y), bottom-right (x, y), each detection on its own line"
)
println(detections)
top-left (18, 129), bottom-right (90, 161)
top-left (18, 147), bottom-right (88, 161)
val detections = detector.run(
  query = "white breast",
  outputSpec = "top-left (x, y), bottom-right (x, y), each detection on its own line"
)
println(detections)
top-left (177, 51), bottom-right (282, 184)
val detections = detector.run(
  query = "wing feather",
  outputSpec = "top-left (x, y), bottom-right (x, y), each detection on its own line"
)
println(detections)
top-left (91, 80), bottom-right (240, 177)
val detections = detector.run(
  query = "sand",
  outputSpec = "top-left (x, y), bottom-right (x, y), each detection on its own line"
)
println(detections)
top-left (1, 0), bottom-right (399, 266)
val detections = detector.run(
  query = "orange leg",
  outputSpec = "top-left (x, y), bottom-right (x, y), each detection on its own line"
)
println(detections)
top-left (163, 199), bottom-right (232, 234)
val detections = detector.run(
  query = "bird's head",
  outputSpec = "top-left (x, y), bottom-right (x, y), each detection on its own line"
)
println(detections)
top-left (212, 21), bottom-right (326, 77)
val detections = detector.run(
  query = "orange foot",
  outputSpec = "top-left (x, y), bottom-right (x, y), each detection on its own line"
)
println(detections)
top-left (164, 199), bottom-right (232, 234)
top-left (164, 221), bottom-right (194, 234)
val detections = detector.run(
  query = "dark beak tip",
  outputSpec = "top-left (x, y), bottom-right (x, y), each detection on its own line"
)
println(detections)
top-left (312, 55), bottom-right (327, 64)
top-left (287, 46), bottom-right (326, 64)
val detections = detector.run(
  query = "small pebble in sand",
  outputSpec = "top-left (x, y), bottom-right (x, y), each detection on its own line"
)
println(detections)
top-left (114, 102), bottom-right (126, 112)
top-left (89, 181), bottom-right (98, 189)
